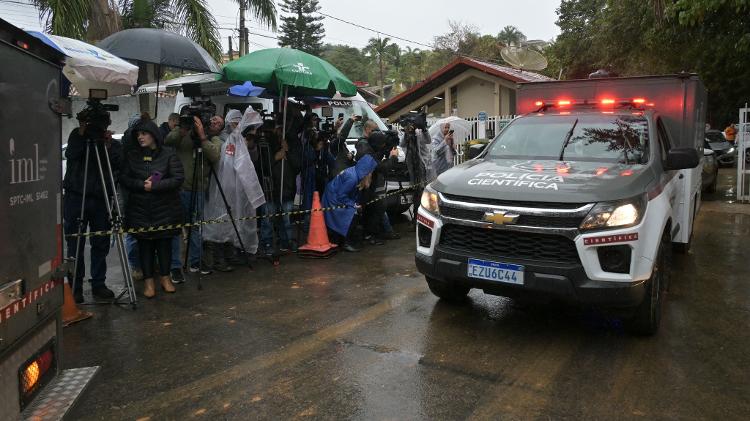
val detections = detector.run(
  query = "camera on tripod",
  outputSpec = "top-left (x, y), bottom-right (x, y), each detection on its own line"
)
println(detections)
top-left (398, 110), bottom-right (427, 131)
top-left (76, 89), bottom-right (119, 136)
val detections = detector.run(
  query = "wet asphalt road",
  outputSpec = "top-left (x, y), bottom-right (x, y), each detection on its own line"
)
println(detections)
top-left (63, 169), bottom-right (749, 420)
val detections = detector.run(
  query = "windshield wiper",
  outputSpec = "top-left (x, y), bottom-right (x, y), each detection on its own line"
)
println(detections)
top-left (558, 119), bottom-right (579, 161)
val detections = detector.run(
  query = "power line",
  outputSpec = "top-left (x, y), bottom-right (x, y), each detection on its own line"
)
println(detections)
top-left (316, 11), bottom-right (433, 49)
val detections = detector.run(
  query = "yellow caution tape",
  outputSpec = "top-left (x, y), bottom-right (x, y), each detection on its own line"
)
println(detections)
top-left (65, 183), bottom-right (425, 239)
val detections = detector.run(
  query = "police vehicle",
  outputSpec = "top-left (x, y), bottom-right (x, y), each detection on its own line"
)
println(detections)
top-left (415, 75), bottom-right (705, 335)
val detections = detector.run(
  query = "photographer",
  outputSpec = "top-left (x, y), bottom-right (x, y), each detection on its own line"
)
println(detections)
top-left (399, 117), bottom-right (434, 212)
top-left (63, 113), bottom-right (121, 303)
top-left (248, 119), bottom-right (301, 255)
top-left (355, 130), bottom-right (399, 245)
top-left (165, 114), bottom-right (223, 276)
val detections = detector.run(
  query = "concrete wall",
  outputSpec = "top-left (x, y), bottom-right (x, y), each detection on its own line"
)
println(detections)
top-left (62, 96), bottom-right (176, 138)
top-left (456, 76), bottom-right (496, 119)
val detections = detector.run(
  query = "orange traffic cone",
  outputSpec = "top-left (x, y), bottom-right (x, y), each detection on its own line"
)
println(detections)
top-left (298, 191), bottom-right (338, 258)
top-left (62, 282), bottom-right (93, 327)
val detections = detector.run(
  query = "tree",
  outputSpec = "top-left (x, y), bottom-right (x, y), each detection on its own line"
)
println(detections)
top-left (433, 20), bottom-right (481, 55)
top-left (320, 44), bottom-right (369, 82)
top-left (497, 25), bottom-right (526, 47)
top-left (364, 36), bottom-right (396, 103)
top-left (31, 0), bottom-right (277, 61)
top-left (277, 0), bottom-right (325, 55)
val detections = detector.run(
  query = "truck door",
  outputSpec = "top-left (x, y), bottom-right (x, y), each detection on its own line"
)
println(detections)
top-left (656, 117), bottom-right (688, 242)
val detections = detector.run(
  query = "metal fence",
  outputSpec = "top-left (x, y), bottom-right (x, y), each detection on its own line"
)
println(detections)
top-left (391, 115), bottom-right (517, 165)
top-left (737, 105), bottom-right (750, 201)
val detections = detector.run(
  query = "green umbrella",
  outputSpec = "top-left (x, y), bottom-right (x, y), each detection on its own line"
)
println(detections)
top-left (222, 48), bottom-right (357, 97)
top-left (222, 48), bottom-right (357, 205)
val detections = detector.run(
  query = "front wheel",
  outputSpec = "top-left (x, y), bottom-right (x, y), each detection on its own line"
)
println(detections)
top-left (625, 233), bottom-right (668, 335)
top-left (426, 277), bottom-right (470, 303)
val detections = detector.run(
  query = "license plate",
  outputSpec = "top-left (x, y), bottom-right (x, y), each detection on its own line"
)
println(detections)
top-left (467, 258), bottom-right (524, 285)
top-left (400, 195), bottom-right (412, 204)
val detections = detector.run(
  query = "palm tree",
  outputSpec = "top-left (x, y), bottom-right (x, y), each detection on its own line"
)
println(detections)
top-left (30, 0), bottom-right (277, 61)
top-left (497, 25), bottom-right (526, 47)
top-left (364, 36), bottom-right (395, 103)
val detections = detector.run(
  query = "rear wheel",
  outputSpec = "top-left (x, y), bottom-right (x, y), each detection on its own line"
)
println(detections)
top-left (626, 232), bottom-right (668, 335)
top-left (426, 277), bottom-right (470, 303)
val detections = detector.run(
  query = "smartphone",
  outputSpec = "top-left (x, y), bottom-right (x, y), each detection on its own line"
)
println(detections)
top-left (150, 171), bottom-right (163, 183)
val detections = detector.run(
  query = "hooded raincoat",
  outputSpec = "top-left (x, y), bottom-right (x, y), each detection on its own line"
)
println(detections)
top-left (220, 109), bottom-right (243, 142)
top-left (322, 155), bottom-right (378, 237)
top-left (431, 125), bottom-right (456, 177)
top-left (203, 109), bottom-right (266, 252)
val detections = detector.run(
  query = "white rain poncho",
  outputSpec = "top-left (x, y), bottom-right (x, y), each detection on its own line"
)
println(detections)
top-left (430, 127), bottom-right (455, 177)
top-left (203, 108), bottom-right (266, 252)
top-left (220, 109), bottom-right (243, 142)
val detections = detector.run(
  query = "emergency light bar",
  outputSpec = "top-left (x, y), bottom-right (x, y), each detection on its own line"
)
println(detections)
top-left (533, 98), bottom-right (655, 112)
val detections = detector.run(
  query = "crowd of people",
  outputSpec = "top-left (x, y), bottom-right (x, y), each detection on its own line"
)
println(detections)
top-left (63, 103), bottom-right (456, 301)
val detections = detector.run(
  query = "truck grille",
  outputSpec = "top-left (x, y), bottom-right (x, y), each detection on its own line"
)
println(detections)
top-left (439, 224), bottom-right (581, 265)
top-left (440, 207), bottom-right (584, 228)
top-left (441, 193), bottom-right (586, 209)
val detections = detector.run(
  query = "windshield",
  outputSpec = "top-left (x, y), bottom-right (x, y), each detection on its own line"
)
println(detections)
top-left (486, 114), bottom-right (650, 164)
top-left (309, 99), bottom-right (387, 139)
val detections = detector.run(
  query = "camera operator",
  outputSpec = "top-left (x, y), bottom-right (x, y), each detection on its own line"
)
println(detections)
top-left (331, 117), bottom-right (378, 176)
top-left (247, 119), bottom-right (301, 255)
top-left (399, 118), bottom-right (433, 213)
top-left (63, 112), bottom-right (121, 303)
top-left (165, 115), bottom-right (223, 277)
top-left (354, 130), bottom-right (399, 245)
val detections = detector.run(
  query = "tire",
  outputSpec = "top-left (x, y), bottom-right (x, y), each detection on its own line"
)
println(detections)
top-left (625, 232), bottom-right (668, 335)
top-left (426, 277), bottom-right (470, 303)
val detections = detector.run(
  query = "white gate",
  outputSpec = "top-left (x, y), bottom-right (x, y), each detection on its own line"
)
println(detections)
top-left (737, 105), bottom-right (750, 201)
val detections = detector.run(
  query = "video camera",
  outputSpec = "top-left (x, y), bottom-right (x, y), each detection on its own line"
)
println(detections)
top-left (397, 110), bottom-right (427, 131)
top-left (76, 89), bottom-right (118, 136)
top-left (180, 83), bottom-right (216, 146)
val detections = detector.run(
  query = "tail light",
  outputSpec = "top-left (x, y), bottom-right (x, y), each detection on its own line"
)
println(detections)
top-left (19, 341), bottom-right (57, 409)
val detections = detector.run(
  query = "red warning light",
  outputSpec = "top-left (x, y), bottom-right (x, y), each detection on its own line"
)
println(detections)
top-left (558, 100), bottom-right (571, 106)
top-left (620, 169), bottom-right (634, 176)
top-left (556, 164), bottom-right (570, 174)
top-left (534, 101), bottom-right (544, 107)
top-left (16, 40), bottom-right (30, 50)
top-left (600, 98), bottom-right (616, 105)
top-left (632, 98), bottom-right (646, 104)
top-left (595, 167), bottom-right (608, 176)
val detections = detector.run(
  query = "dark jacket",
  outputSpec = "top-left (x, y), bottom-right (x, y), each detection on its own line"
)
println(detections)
top-left (63, 127), bottom-right (122, 199)
top-left (248, 132), bottom-right (301, 204)
top-left (120, 121), bottom-right (185, 239)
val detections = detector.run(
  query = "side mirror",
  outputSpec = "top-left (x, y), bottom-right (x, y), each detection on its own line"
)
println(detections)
top-left (467, 143), bottom-right (488, 160)
top-left (665, 147), bottom-right (700, 170)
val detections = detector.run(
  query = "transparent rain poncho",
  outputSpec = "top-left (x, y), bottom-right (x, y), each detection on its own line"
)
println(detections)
top-left (203, 108), bottom-right (266, 252)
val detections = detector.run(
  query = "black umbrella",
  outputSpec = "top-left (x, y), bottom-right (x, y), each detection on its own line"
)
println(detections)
top-left (98, 28), bottom-right (221, 116)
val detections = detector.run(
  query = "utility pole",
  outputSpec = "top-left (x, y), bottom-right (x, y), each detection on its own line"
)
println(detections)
top-left (228, 36), bottom-right (234, 60)
top-left (239, 0), bottom-right (246, 56)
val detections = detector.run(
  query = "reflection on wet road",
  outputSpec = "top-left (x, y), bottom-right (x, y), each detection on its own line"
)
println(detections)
top-left (64, 169), bottom-right (749, 420)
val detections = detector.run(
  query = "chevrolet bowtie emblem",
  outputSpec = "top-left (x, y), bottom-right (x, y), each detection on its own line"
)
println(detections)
top-left (483, 210), bottom-right (520, 225)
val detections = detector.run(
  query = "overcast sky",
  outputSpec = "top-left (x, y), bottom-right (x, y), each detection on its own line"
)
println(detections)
top-left (1, 0), bottom-right (561, 52)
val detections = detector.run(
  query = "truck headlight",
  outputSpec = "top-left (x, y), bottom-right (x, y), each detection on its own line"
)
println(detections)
top-left (580, 195), bottom-right (646, 231)
top-left (420, 186), bottom-right (440, 215)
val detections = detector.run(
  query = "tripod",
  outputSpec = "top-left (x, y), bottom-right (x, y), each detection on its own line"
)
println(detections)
top-left (184, 145), bottom-right (253, 290)
top-left (69, 137), bottom-right (137, 308)
top-left (257, 136), bottom-right (281, 265)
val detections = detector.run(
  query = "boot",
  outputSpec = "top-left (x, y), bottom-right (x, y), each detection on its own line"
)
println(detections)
top-left (143, 278), bottom-right (156, 298)
top-left (160, 276), bottom-right (176, 293)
